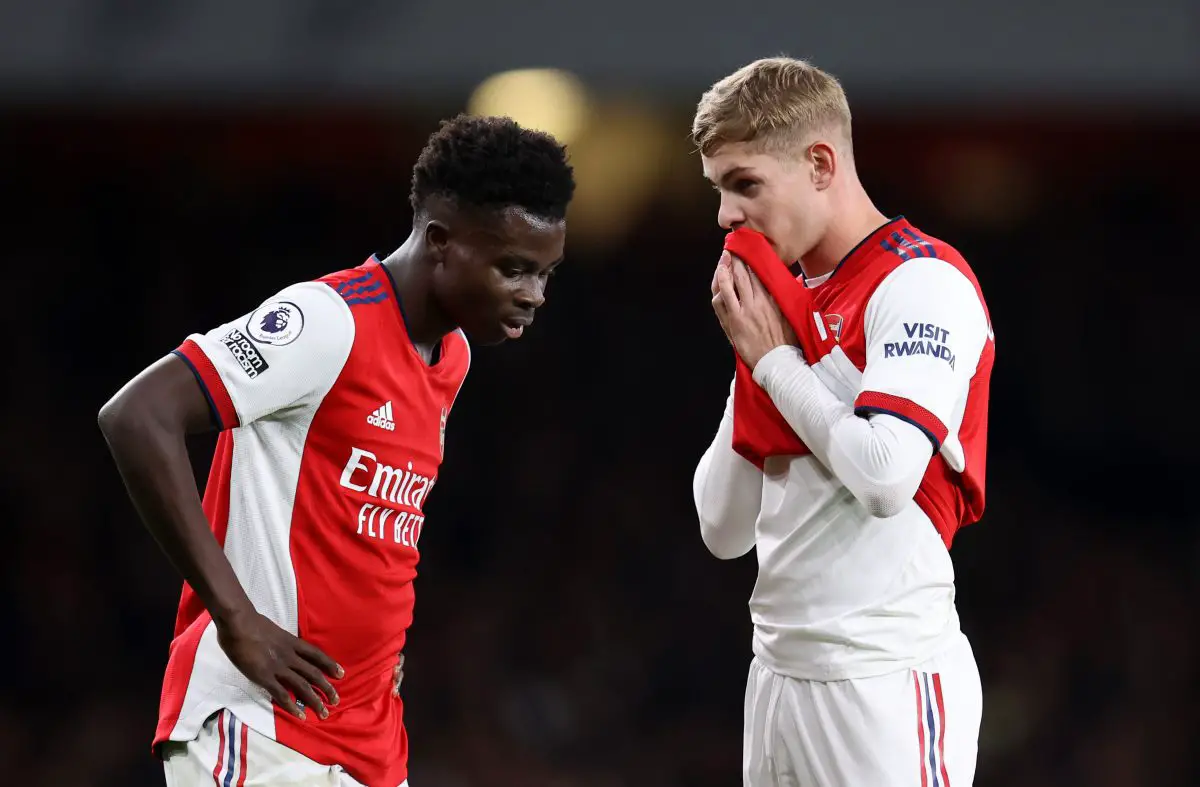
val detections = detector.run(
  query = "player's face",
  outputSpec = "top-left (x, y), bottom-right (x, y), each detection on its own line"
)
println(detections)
top-left (702, 142), bottom-right (833, 262)
top-left (434, 207), bottom-right (566, 345)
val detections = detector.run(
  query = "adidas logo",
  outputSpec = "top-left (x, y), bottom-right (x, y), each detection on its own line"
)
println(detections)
top-left (367, 401), bottom-right (396, 431)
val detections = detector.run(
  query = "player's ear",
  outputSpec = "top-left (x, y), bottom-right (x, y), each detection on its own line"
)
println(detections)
top-left (809, 141), bottom-right (836, 190)
top-left (423, 220), bottom-right (450, 261)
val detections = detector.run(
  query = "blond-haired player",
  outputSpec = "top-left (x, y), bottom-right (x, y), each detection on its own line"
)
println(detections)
top-left (692, 57), bottom-right (995, 786)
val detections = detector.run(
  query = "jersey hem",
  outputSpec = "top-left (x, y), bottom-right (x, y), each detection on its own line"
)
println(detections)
top-left (750, 626), bottom-right (963, 682)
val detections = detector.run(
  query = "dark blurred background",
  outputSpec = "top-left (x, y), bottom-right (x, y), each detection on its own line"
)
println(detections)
top-left (3, 1), bottom-right (1199, 785)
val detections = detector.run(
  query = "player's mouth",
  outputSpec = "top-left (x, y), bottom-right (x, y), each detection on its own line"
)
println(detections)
top-left (501, 315), bottom-right (533, 339)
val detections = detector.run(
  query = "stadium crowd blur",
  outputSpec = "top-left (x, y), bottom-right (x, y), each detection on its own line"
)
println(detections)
top-left (4, 97), bottom-right (1197, 786)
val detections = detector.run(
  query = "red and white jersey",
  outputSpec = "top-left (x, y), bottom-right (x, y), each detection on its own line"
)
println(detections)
top-left (155, 256), bottom-right (470, 787)
top-left (750, 217), bottom-right (994, 680)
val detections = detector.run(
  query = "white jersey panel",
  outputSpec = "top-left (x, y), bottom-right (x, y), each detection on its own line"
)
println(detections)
top-left (168, 284), bottom-right (355, 744)
top-left (184, 281), bottom-right (356, 427)
top-left (750, 450), bottom-right (960, 681)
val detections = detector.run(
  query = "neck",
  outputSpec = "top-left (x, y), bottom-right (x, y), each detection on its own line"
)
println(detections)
top-left (798, 182), bottom-right (888, 280)
top-left (380, 234), bottom-right (455, 346)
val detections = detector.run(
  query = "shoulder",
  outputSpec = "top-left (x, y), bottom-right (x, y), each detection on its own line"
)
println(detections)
top-left (319, 262), bottom-right (393, 308)
top-left (881, 226), bottom-right (984, 297)
top-left (867, 248), bottom-right (984, 322)
top-left (862, 256), bottom-right (990, 350)
top-left (878, 256), bottom-right (976, 296)
top-left (244, 280), bottom-right (354, 349)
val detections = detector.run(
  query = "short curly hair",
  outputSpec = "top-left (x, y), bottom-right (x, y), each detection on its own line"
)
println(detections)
top-left (410, 114), bottom-right (576, 221)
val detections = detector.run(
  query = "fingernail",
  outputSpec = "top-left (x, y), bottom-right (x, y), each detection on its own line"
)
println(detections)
top-left (336, 665), bottom-right (345, 678)
top-left (298, 711), bottom-right (306, 720)
top-left (320, 710), bottom-right (329, 719)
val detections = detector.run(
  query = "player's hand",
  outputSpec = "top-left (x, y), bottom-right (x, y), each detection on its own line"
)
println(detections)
top-left (713, 255), bottom-right (797, 369)
top-left (216, 609), bottom-right (343, 721)
top-left (711, 251), bottom-right (731, 298)
top-left (391, 652), bottom-right (405, 698)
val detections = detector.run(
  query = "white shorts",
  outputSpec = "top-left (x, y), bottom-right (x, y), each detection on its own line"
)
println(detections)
top-left (744, 634), bottom-right (982, 787)
top-left (162, 709), bottom-right (409, 787)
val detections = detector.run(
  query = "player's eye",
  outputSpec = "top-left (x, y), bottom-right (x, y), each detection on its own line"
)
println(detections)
top-left (735, 179), bottom-right (758, 195)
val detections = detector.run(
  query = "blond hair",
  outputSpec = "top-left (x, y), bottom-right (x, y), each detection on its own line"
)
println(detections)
top-left (692, 57), bottom-right (853, 158)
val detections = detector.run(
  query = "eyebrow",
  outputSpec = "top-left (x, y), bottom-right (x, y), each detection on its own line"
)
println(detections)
top-left (506, 254), bottom-right (564, 270)
top-left (708, 166), bottom-right (754, 189)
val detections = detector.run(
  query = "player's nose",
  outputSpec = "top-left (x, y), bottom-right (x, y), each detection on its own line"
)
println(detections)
top-left (717, 196), bottom-right (745, 231)
top-left (516, 278), bottom-right (545, 309)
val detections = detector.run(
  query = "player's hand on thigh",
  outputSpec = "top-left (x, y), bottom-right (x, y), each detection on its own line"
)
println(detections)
top-left (216, 610), bottom-right (344, 721)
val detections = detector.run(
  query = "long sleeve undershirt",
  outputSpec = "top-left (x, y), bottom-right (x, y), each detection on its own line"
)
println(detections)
top-left (752, 346), bottom-right (933, 519)
top-left (692, 383), bottom-right (761, 559)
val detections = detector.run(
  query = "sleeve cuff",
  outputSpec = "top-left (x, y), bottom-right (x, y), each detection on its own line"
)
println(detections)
top-left (174, 339), bottom-right (239, 431)
top-left (854, 390), bottom-right (947, 451)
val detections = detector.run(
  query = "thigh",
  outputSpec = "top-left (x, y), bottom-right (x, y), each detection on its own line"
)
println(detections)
top-left (164, 710), bottom-right (344, 787)
top-left (770, 674), bottom-right (903, 787)
top-left (743, 657), bottom-right (784, 787)
top-left (917, 635), bottom-right (983, 786)
top-left (773, 656), bottom-right (980, 787)
top-left (162, 711), bottom-right (233, 787)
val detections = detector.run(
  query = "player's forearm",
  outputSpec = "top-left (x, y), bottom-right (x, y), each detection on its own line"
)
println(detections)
top-left (98, 403), bottom-right (253, 625)
top-left (693, 408), bottom-right (759, 559)
top-left (752, 347), bottom-right (841, 468)
top-left (753, 347), bottom-right (932, 518)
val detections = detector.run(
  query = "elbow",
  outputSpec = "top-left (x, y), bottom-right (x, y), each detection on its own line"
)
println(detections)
top-left (97, 392), bottom-right (130, 438)
top-left (862, 491), bottom-right (906, 520)
top-left (98, 388), bottom-right (151, 446)
top-left (692, 449), bottom-right (755, 559)
top-left (856, 479), bottom-right (921, 519)
top-left (698, 515), bottom-right (753, 560)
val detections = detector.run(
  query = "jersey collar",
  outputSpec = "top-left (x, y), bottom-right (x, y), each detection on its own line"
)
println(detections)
top-left (807, 215), bottom-right (911, 287)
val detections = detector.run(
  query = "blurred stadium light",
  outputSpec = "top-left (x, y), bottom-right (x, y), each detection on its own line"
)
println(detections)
top-left (467, 69), bottom-right (591, 147)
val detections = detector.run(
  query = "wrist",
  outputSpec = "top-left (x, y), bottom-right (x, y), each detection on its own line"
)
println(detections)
top-left (751, 344), bottom-right (802, 385)
top-left (210, 596), bottom-right (256, 630)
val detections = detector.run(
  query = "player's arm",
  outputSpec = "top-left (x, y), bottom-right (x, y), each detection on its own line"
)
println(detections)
top-left (98, 282), bottom-right (355, 719)
top-left (692, 379), bottom-right (761, 559)
top-left (99, 355), bottom-right (251, 617)
top-left (751, 259), bottom-right (989, 518)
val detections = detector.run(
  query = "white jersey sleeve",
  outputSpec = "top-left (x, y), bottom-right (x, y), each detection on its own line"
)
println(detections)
top-left (855, 259), bottom-right (990, 458)
top-left (173, 282), bottom-right (356, 430)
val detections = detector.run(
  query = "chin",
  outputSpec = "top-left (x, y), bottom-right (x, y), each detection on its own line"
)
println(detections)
top-left (780, 239), bottom-right (816, 264)
top-left (768, 243), bottom-right (796, 263)
top-left (462, 324), bottom-right (509, 346)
